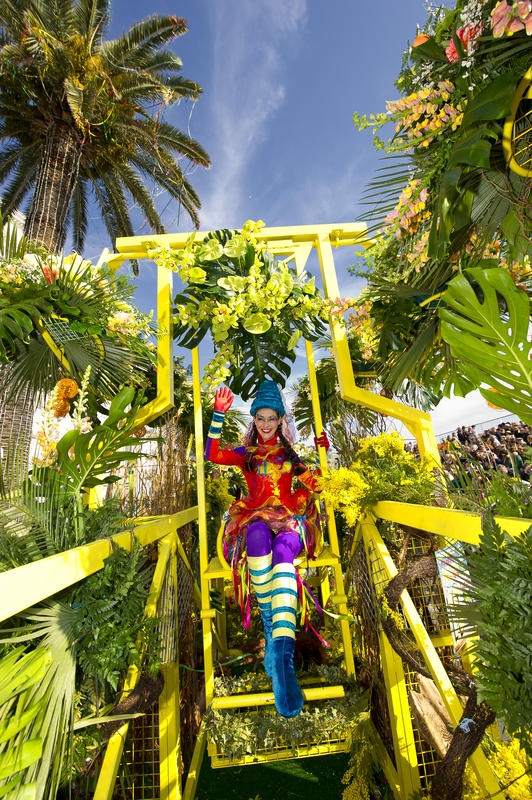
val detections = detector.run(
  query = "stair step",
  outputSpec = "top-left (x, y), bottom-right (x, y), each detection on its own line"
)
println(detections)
top-left (211, 684), bottom-right (345, 709)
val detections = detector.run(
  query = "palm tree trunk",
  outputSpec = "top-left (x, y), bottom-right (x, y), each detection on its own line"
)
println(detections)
top-left (0, 364), bottom-right (35, 492)
top-left (24, 119), bottom-right (83, 253)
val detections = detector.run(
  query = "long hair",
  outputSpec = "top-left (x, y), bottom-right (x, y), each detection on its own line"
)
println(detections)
top-left (244, 421), bottom-right (305, 476)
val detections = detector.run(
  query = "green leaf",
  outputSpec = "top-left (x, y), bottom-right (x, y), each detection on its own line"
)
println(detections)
top-left (287, 330), bottom-right (301, 350)
top-left (409, 37), bottom-right (447, 62)
top-left (448, 129), bottom-right (497, 170)
top-left (303, 277), bottom-right (316, 295)
top-left (242, 313), bottom-right (271, 334)
top-left (0, 703), bottom-right (43, 744)
top-left (462, 72), bottom-right (519, 124)
top-left (439, 267), bottom-right (532, 424)
top-left (0, 739), bottom-right (42, 780)
top-left (188, 266), bottom-right (206, 283)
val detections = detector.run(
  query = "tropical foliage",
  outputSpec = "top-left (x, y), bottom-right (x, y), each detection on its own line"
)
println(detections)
top-left (0, 0), bottom-right (209, 256)
top-left (351, 0), bottom-right (532, 414)
top-left (0, 213), bottom-right (155, 410)
top-left (152, 220), bottom-right (328, 398)
top-left (0, 386), bottom-right (160, 797)
top-left (450, 513), bottom-right (532, 761)
top-left (0, 646), bottom-right (48, 800)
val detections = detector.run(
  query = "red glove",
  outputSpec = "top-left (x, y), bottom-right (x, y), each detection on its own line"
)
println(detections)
top-left (214, 386), bottom-right (234, 413)
top-left (314, 431), bottom-right (330, 451)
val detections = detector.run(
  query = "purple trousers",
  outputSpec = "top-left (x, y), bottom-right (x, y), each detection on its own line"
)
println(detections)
top-left (246, 520), bottom-right (302, 565)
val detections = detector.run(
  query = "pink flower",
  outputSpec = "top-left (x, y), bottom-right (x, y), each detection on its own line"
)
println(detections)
top-left (507, 16), bottom-right (525, 32)
top-left (516, 0), bottom-right (532, 19)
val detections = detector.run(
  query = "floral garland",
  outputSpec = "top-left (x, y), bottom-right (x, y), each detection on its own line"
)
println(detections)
top-left (151, 221), bottom-right (330, 396)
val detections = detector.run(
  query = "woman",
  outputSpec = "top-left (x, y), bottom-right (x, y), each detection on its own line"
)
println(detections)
top-left (205, 380), bottom-right (329, 717)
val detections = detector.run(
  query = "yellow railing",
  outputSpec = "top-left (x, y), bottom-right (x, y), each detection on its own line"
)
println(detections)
top-left (0, 507), bottom-right (205, 800)
top-left (351, 502), bottom-right (530, 800)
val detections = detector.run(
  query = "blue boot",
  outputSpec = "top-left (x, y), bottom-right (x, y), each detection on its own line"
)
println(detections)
top-left (271, 636), bottom-right (304, 718)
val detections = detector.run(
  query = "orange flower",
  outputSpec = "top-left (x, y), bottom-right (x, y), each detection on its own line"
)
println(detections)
top-left (53, 398), bottom-right (71, 418)
top-left (412, 34), bottom-right (430, 47)
top-left (56, 378), bottom-right (79, 399)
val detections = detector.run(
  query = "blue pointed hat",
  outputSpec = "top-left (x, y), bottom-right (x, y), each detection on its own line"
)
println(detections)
top-left (250, 380), bottom-right (285, 418)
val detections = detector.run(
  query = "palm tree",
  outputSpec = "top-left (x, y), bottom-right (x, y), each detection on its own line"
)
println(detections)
top-left (0, 0), bottom-right (210, 254)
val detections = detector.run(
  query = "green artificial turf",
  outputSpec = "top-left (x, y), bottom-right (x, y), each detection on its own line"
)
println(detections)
top-left (195, 751), bottom-right (349, 799)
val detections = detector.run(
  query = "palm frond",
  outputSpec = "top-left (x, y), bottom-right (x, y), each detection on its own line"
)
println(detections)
top-left (0, 602), bottom-right (78, 800)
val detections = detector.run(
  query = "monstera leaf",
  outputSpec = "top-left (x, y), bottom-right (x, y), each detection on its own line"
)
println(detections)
top-left (439, 267), bottom-right (532, 424)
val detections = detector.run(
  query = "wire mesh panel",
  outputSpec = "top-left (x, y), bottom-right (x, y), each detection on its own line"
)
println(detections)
top-left (176, 556), bottom-right (193, 641)
top-left (210, 710), bottom-right (352, 768)
top-left (358, 520), bottom-right (471, 794)
top-left (157, 556), bottom-right (177, 665)
top-left (119, 706), bottom-right (160, 800)
top-left (353, 539), bottom-right (396, 766)
top-left (117, 543), bottom-right (198, 797)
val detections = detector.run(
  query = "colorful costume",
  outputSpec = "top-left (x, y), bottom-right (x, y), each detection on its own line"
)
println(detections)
top-left (205, 381), bottom-right (326, 717)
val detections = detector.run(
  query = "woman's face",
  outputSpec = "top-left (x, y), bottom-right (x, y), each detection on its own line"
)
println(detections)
top-left (254, 408), bottom-right (280, 441)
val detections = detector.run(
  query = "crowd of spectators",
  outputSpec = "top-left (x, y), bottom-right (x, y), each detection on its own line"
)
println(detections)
top-left (409, 420), bottom-right (532, 482)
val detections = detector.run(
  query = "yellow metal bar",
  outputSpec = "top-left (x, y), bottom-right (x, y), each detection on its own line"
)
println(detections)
top-left (379, 632), bottom-right (421, 799)
top-left (215, 577), bottom-right (228, 657)
top-left (183, 721), bottom-right (207, 800)
top-left (315, 234), bottom-right (439, 465)
top-left (115, 223), bottom-right (371, 257)
top-left (192, 347), bottom-right (215, 710)
top-left (159, 537), bottom-right (182, 800)
top-left (368, 720), bottom-right (402, 800)
top-left (373, 501), bottom-right (531, 544)
top-left (94, 536), bottom-right (173, 800)
top-left (362, 527), bottom-right (420, 798)
top-left (212, 684), bottom-right (345, 710)
top-left (133, 261), bottom-right (174, 429)
top-left (0, 508), bottom-right (199, 623)
top-left (365, 518), bottom-right (500, 796)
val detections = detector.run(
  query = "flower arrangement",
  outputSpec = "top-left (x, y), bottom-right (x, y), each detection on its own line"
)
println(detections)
top-left (151, 221), bottom-right (329, 398)
top-left (0, 247), bottom-right (154, 349)
top-left (34, 368), bottom-right (93, 467)
top-left (463, 737), bottom-right (531, 800)
top-left (348, 0), bottom-right (532, 404)
top-left (319, 432), bottom-right (436, 529)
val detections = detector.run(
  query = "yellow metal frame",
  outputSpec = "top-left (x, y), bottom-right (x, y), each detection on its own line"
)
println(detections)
top-left (109, 223), bottom-right (444, 783)
top-left (0, 224), bottom-right (521, 797)
top-left (503, 65), bottom-right (532, 178)
top-left (0, 508), bottom-right (204, 800)
top-left (36, 248), bottom-right (174, 431)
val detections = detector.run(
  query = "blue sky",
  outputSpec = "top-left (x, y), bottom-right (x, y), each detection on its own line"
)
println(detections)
top-left (77, 0), bottom-right (508, 433)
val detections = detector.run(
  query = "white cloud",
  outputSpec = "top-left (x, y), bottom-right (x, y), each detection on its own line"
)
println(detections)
top-left (198, 0), bottom-right (308, 230)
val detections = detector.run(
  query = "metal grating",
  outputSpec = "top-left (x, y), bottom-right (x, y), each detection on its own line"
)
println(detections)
top-left (176, 556), bottom-right (193, 641)
top-left (157, 557), bottom-right (177, 665)
top-left (117, 547), bottom-right (195, 796)
top-left (120, 706), bottom-right (160, 800)
top-left (353, 539), bottom-right (396, 767)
